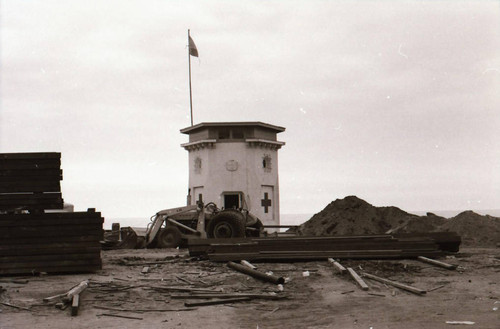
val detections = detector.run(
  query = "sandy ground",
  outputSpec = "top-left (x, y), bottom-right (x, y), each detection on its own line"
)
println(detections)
top-left (1, 247), bottom-right (499, 329)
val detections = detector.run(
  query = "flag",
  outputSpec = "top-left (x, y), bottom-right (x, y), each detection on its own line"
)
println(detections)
top-left (189, 36), bottom-right (198, 57)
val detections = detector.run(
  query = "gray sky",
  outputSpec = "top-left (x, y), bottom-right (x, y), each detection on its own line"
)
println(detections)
top-left (1, 0), bottom-right (499, 220)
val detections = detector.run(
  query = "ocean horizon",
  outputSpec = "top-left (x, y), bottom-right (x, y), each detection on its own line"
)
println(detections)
top-left (102, 209), bottom-right (500, 230)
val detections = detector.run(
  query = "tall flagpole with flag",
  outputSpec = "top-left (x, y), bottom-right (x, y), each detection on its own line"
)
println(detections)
top-left (188, 29), bottom-right (198, 126)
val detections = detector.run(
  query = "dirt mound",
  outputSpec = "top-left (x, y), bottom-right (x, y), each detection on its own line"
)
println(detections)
top-left (297, 196), bottom-right (419, 236)
top-left (439, 211), bottom-right (500, 247)
top-left (397, 213), bottom-right (448, 234)
top-left (297, 196), bottom-right (500, 247)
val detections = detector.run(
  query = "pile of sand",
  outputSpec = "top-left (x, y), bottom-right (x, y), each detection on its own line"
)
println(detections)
top-left (297, 196), bottom-right (500, 247)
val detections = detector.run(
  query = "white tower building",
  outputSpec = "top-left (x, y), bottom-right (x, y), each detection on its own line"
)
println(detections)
top-left (181, 122), bottom-right (285, 227)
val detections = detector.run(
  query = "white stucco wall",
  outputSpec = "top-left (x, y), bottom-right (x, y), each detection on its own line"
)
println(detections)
top-left (186, 142), bottom-right (280, 226)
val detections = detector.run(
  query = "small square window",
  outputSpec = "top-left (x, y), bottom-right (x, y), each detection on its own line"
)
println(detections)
top-left (218, 128), bottom-right (230, 139)
top-left (232, 129), bottom-right (244, 139)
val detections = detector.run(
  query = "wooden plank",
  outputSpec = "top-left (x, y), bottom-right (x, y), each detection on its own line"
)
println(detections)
top-left (0, 169), bottom-right (62, 178)
top-left (0, 192), bottom-right (62, 201)
top-left (0, 226), bottom-right (103, 238)
top-left (71, 294), bottom-right (80, 316)
top-left (328, 258), bottom-right (347, 274)
top-left (362, 272), bottom-right (426, 295)
top-left (0, 258), bottom-right (102, 270)
top-left (0, 152), bottom-right (61, 160)
top-left (0, 211), bottom-right (103, 221)
top-left (0, 246), bottom-right (101, 257)
top-left (0, 181), bottom-right (61, 193)
top-left (416, 256), bottom-right (457, 270)
top-left (0, 217), bottom-right (104, 227)
top-left (0, 235), bottom-right (101, 246)
top-left (184, 297), bottom-right (251, 307)
top-left (347, 268), bottom-right (369, 290)
top-left (0, 253), bottom-right (101, 264)
top-left (0, 264), bottom-right (102, 275)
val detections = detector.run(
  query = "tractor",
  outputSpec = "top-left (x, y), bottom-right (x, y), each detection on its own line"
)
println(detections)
top-left (143, 202), bottom-right (264, 248)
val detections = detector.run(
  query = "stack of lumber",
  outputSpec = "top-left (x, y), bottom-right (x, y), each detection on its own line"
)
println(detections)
top-left (0, 152), bottom-right (104, 275)
top-left (0, 152), bottom-right (63, 212)
top-left (188, 233), bottom-right (460, 262)
top-left (0, 209), bottom-right (103, 275)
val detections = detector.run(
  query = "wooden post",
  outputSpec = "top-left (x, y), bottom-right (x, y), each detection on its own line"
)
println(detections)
top-left (347, 268), bottom-right (369, 291)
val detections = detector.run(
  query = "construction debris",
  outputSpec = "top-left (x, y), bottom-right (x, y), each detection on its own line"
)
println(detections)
top-left (328, 258), bottom-right (347, 274)
top-left (362, 273), bottom-right (426, 295)
top-left (241, 260), bottom-right (257, 269)
top-left (227, 261), bottom-right (285, 284)
top-left (184, 297), bottom-right (251, 307)
top-left (417, 256), bottom-right (458, 270)
top-left (98, 313), bottom-right (144, 320)
top-left (347, 267), bottom-right (369, 291)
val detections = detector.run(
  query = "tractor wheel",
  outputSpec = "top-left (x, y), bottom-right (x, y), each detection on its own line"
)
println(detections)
top-left (157, 226), bottom-right (182, 248)
top-left (207, 210), bottom-right (246, 238)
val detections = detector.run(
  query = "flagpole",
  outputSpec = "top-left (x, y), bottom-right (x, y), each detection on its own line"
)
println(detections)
top-left (188, 29), bottom-right (194, 126)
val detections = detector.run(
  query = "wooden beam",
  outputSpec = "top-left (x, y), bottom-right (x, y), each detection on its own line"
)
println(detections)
top-left (227, 261), bottom-right (285, 284)
top-left (328, 258), bottom-right (347, 274)
top-left (71, 294), bottom-right (80, 316)
top-left (184, 297), bottom-right (251, 307)
top-left (417, 256), bottom-right (457, 270)
top-left (362, 272), bottom-right (426, 295)
top-left (65, 280), bottom-right (88, 302)
top-left (347, 268), bottom-right (369, 291)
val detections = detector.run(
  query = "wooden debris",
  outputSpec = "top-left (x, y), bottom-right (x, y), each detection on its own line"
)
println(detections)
top-left (241, 260), bottom-right (257, 269)
top-left (417, 256), bottom-right (458, 270)
top-left (94, 305), bottom-right (195, 312)
top-left (341, 290), bottom-right (355, 294)
top-left (43, 293), bottom-right (67, 303)
top-left (328, 258), bottom-right (347, 274)
top-left (184, 297), bottom-right (251, 307)
top-left (227, 261), bottom-right (285, 284)
top-left (175, 275), bottom-right (194, 285)
top-left (153, 286), bottom-right (221, 293)
top-left (363, 273), bottom-right (426, 295)
top-left (99, 313), bottom-right (143, 320)
top-left (0, 302), bottom-right (31, 311)
top-left (0, 279), bottom-right (29, 284)
top-left (64, 280), bottom-right (88, 302)
top-left (347, 268), bottom-right (369, 291)
top-left (367, 292), bottom-right (386, 297)
top-left (427, 284), bottom-right (447, 292)
top-left (141, 266), bottom-right (150, 274)
top-left (445, 321), bottom-right (475, 325)
top-left (71, 294), bottom-right (80, 316)
top-left (171, 293), bottom-right (285, 300)
top-left (55, 302), bottom-right (69, 310)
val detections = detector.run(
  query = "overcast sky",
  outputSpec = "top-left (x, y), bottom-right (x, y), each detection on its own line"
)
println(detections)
top-left (1, 1), bottom-right (499, 221)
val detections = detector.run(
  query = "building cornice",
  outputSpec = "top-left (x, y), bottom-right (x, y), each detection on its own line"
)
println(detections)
top-left (181, 139), bottom-right (217, 151)
top-left (245, 139), bottom-right (285, 150)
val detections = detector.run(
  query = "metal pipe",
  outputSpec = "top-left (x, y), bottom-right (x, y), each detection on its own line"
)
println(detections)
top-left (167, 218), bottom-right (199, 235)
top-left (227, 261), bottom-right (285, 284)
